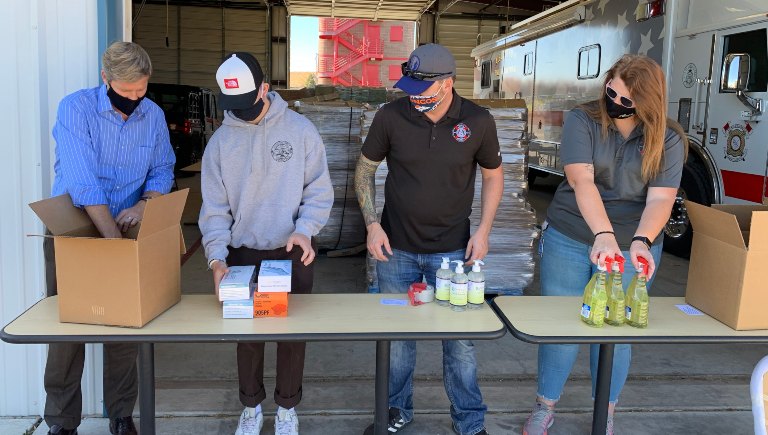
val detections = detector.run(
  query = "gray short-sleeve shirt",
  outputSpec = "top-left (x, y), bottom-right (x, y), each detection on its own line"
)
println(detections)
top-left (546, 107), bottom-right (685, 248)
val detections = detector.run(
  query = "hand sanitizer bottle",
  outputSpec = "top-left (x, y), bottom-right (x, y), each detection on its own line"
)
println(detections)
top-left (450, 260), bottom-right (468, 312)
top-left (435, 257), bottom-right (453, 307)
top-left (467, 260), bottom-right (485, 309)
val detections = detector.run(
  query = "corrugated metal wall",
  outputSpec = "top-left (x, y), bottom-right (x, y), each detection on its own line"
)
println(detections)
top-left (436, 16), bottom-right (498, 97)
top-left (1, 0), bottom-right (116, 417)
top-left (133, 4), bottom-right (268, 91)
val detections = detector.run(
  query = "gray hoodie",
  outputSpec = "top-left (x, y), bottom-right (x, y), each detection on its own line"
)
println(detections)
top-left (199, 91), bottom-right (333, 261)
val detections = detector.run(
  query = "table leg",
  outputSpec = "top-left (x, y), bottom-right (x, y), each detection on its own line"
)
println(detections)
top-left (591, 343), bottom-right (614, 435)
top-left (374, 340), bottom-right (390, 435)
top-left (138, 343), bottom-right (155, 435)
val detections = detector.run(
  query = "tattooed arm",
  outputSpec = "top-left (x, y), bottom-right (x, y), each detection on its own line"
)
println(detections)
top-left (563, 162), bottom-right (620, 265)
top-left (354, 153), bottom-right (393, 261)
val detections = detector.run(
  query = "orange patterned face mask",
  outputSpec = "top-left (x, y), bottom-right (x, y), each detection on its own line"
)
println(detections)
top-left (410, 81), bottom-right (447, 113)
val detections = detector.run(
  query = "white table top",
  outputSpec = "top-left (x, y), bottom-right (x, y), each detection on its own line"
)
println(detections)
top-left (492, 296), bottom-right (768, 343)
top-left (2, 294), bottom-right (505, 343)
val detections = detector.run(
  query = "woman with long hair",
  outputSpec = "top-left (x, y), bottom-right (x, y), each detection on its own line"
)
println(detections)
top-left (522, 54), bottom-right (688, 435)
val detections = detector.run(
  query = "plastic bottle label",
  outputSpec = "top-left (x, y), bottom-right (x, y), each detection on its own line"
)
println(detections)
top-left (581, 303), bottom-right (591, 318)
top-left (468, 281), bottom-right (485, 304)
top-left (436, 277), bottom-right (451, 301)
top-left (450, 282), bottom-right (468, 306)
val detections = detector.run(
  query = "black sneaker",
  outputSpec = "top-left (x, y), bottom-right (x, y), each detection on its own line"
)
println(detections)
top-left (363, 407), bottom-right (411, 434)
top-left (452, 424), bottom-right (489, 435)
top-left (47, 425), bottom-right (78, 435)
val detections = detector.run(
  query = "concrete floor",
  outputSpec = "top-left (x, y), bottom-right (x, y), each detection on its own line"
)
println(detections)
top-left (12, 174), bottom-right (768, 434)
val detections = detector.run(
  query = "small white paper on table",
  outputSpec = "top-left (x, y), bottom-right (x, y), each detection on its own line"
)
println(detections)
top-left (676, 304), bottom-right (704, 316)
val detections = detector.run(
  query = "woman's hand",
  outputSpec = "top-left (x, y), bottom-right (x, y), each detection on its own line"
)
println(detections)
top-left (590, 233), bottom-right (622, 268)
top-left (629, 240), bottom-right (655, 279)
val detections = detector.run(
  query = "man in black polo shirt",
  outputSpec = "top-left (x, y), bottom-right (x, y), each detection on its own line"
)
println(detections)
top-left (355, 43), bottom-right (503, 435)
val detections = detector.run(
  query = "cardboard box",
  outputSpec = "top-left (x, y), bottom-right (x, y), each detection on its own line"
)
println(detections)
top-left (223, 292), bottom-right (254, 319)
top-left (29, 189), bottom-right (189, 328)
top-left (685, 200), bottom-right (768, 330)
top-left (258, 260), bottom-right (292, 292)
top-left (253, 292), bottom-right (289, 317)
top-left (219, 265), bottom-right (256, 301)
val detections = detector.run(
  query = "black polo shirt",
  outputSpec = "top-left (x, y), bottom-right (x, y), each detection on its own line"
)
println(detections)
top-left (362, 91), bottom-right (502, 253)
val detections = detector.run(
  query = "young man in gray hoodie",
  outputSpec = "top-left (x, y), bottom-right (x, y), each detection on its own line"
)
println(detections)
top-left (199, 52), bottom-right (333, 435)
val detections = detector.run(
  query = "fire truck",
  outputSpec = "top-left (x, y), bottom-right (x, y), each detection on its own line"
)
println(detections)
top-left (471, 0), bottom-right (767, 257)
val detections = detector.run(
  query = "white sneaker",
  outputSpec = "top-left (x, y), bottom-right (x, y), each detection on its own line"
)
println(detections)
top-left (275, 407), bottom-right (299, 435)
top-left (235, 407), bottom-right (263, 435)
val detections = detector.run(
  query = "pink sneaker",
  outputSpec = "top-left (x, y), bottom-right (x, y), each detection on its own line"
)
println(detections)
top-left (522, 402), bottom-right (554, 435)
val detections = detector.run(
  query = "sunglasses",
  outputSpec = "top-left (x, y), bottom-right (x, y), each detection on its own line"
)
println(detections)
top-left (605, 80), bottom-right (634, 108)
top-left (400, 62), bottom-right (451, 80)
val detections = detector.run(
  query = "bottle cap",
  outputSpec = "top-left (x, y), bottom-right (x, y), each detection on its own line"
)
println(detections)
top-left (441, 257), bottom-right (450, 269)
top-left (452, 260), bottom-right (464, 274)
top-left (613, 255), bottom-right (625, 273)
top-left (471, 259), bottom-right (484, 272)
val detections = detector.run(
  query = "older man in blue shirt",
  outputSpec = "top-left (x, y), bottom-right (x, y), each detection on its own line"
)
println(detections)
top-left (43, 42), bottom-right (175, 435)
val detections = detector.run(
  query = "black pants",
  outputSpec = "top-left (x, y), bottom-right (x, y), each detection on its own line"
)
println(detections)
top-left (228, 241), bottom-right (316, 409)
top-left (43, 236), bottom-right (139, 429)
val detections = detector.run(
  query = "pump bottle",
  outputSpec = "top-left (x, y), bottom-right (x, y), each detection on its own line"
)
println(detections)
top-left (450, 260), bottom-right (468, 312)
top-left (435, 257), bottom-right (453, 307)
top-left (467, 260), bottom-right (486, 309)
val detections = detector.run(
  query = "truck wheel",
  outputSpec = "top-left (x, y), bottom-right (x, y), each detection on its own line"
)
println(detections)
top-left (662, 163), bottom-right (711, 258)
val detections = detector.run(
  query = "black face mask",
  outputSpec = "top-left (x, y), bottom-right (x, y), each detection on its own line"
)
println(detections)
top-left (232, 98), bottom-right (265, 122)
top-left (107, 85), bottom-right (144, 117)
top-left (605, 94), bottom-right (636, 119)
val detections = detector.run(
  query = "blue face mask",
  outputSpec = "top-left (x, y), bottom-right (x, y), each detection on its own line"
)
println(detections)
top-left (410, 81), bottom-right (447, 113)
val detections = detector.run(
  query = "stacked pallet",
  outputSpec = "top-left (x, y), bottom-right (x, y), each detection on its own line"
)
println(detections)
top-left (295, 102), bottom-right (366, 250)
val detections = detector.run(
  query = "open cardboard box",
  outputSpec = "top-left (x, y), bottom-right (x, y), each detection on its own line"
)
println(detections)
top-left (29, 189), bottom-right (189, 327)
top-left (685, 200), bottom-right (768, 330)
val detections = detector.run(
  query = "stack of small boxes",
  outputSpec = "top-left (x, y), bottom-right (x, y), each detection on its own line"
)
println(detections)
top-left (220, 261), bottom-right (292, 318)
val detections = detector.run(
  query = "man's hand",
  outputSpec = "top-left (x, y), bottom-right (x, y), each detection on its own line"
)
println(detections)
top-left (115, 201), bottom-right (146, 233)
top-left (211, 261), bottom-right (229, 299)
top-left (287, 232), bottom-right (315, 266)
top-left (465, 231), bottom-right (489, 266)
top-left (366, 222), bottom-right (393, 262)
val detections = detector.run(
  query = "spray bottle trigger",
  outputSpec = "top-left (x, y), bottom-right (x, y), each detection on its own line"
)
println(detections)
top-left (637, 257), bottom-right (649, 276)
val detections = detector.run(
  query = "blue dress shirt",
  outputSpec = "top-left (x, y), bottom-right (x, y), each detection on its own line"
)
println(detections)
top-left (51, 84), bottom-right (175, 217)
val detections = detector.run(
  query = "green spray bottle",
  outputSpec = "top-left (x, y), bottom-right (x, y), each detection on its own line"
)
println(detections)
top-left (467, 260), bottom-right (485, 309)
top-left (450, 260), bottom-right (468, 312)
top-left (435, 257), bottom-right (453, 307)
top-left (625, 257), bottom-right (650, 328)
top-left (605, 255), bottom-right (626, 326)
top-left (581, 259), bottom-right (609, 327)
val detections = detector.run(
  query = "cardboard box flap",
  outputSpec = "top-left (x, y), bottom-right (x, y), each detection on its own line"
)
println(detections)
top-left (749, 211), bottom-right (768, 250)
top-left (29, 194), bottom-right (96, 236)
top-left (138, 189), bottom-right (189, 239)
top-left (685, 200), bottom-right (745, 248)
top-left (713, 204), bottom-right (767, 229)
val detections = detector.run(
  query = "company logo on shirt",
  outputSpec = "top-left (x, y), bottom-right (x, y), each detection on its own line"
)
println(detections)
top-left (271, 141), bottom-right (293, 162)
top-left (224, 78), bottom-right (239, 89)
top-left (452, 123), bottom-right (471, 143)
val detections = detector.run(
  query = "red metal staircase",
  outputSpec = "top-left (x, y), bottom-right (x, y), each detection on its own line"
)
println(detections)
top-left (318, 18), bottom-right (383, 87)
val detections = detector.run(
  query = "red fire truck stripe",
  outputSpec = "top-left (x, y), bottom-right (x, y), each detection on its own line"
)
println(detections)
top-left (720, 169), bottom-right (764, 203)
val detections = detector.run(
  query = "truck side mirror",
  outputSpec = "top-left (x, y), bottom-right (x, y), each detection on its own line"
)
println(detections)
top-left (721, 53), bottom-right (751, 93)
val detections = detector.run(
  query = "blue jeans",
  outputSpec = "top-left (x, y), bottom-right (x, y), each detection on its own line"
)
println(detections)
top-left (377, 248), bottom-right (487, 435)
top-left (538, 223), bottom-right (662, 403)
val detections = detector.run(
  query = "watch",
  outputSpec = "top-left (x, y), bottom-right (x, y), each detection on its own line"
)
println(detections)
top-left (632, 236), bottom-right (652, 250)
top-left (207, 258), bottom-right (226, 270)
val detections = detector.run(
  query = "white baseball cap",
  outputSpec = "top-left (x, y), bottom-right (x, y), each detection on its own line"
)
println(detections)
top-left (215, 52), bottom-right (264, 110)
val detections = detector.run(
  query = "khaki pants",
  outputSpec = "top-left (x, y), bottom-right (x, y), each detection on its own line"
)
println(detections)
top-left (43, 236), bottom-right (139, 429)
